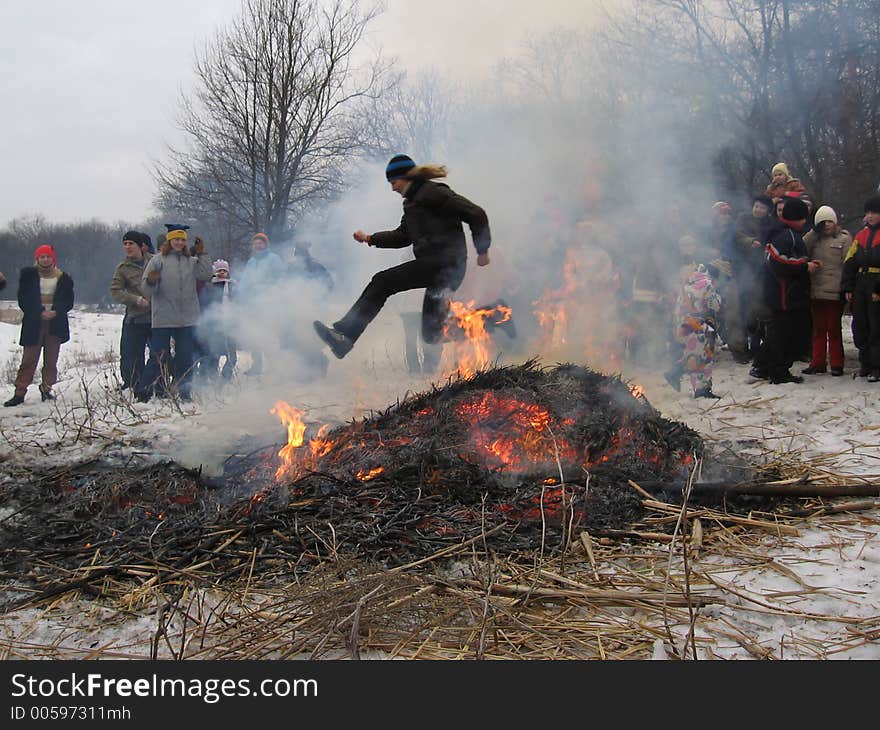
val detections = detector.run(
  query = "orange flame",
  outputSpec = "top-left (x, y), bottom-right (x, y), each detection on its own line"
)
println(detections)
top-left (356, 467), bottom-right (385, 481)
top-left (442, 300), bottom-right (512, 379)
top-left (531, 245), bottom-right (623, 371)
top-left (309, 424), bottom-right (335, 459)
top-left (271, 401), bottom-right (307, 479)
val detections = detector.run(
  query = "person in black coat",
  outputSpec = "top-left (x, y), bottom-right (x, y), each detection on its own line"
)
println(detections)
top-left (4, 245), bottom-right (75, 407)
top-left (313, 154), bottom-right (491, 359)
top-left (841, 195), bottom-right (880, 380)
top-left (751, 197), bottom-right (821, 385)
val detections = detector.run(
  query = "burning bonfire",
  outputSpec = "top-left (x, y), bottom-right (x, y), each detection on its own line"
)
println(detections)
top-left (251, 361), bottom-right (703, 560)
top-left (0, 362), bottom-right (704, 579)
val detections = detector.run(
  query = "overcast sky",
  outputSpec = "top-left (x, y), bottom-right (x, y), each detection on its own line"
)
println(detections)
top-left (0, 0), bottom-right (605, 225)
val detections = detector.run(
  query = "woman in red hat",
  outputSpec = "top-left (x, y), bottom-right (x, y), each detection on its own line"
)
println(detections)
top-left (4, 245), bottom-right (75, 407)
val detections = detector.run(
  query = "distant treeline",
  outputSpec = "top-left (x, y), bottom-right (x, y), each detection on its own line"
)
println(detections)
top-left (0, 216), bottom-right (250, 304)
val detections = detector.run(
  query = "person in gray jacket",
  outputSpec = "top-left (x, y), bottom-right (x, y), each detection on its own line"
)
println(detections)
top-left (135, 224), bottom-right (213, 402)
top-left (802, 206), bottom-right (851, 376)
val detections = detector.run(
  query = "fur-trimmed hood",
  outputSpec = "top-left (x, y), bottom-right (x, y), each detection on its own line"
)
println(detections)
top-left (405, 164), bottom-right (448, 181)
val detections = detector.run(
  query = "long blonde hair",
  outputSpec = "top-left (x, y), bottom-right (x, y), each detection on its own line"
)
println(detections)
top-left (406, 164), bottom-right (448, 181)
top-left (160, 238), bottom-right (192, 256)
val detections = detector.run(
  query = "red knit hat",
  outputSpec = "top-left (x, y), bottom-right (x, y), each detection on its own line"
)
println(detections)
top-left (34, 244), bottom-right (57, 266)
top-left (252, 232), bottom-right (269, 244)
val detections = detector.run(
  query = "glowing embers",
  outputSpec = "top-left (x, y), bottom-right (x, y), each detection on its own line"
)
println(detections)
top-left (442, 299), bottom-right (513, 378)
top-left (497, 485), bottom-right (570, 521)
top-left (453, 391), bottom-right (578, 472)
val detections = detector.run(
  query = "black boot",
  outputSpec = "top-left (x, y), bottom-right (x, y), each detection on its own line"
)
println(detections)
top-left (801, 365), bottom-right (826, 375)
top-left (693, 386), bottom-right (721, 399)
top-left (3, 394), bottom-right (24, 407)
top-left (769, 371), bottom-right (804, 384)
top-left (313, 321), bottom-right (354, 359)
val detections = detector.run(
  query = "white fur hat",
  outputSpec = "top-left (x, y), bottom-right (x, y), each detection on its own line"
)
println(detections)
top-left (813, 206), bottom-right (837, 226)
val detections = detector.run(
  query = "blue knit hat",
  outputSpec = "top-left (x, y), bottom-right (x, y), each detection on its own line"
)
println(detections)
top-left (385, 154), bottom-right (416, 181)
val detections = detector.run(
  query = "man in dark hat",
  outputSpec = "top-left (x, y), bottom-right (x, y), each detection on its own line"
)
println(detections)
top-left (313, 154), bottom-right (491, 359)
top-left (735, 194), bottom-right (776, 357)
top-left (752, 196), bottom-right (822, 384)
top-left (137, 232), bottom-right (155, 255)
top-left (110, 230), bottom-right (153, 391)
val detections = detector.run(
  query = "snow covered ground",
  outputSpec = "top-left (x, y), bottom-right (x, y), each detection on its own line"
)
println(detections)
top-left (0, 304), bottom-right (878, 659)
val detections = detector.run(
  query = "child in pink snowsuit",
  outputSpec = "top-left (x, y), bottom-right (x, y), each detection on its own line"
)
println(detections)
top-left (665, 263), bottom-right (723, 399)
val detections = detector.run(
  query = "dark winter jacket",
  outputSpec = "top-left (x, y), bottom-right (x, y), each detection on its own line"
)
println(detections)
top-left (370, 179), bottom-right (491, 266)
top-left (289, 253), bottom-right (333, 291)
top-left (735, 212), bottom-right (773, 267)
top-left (762, 221), bottom-right (811, 312)
top-left (199, 278), bottom-right (236, 310)
top-left (841, 222), bottom-right (880, 295)
top-left (17, 267), bottom-right (75, 346)
top-left (710, 221), bottom-right (740, 267)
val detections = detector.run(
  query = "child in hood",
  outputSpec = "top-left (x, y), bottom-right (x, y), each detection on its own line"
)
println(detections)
top-left (197, 259), bottom-right (238, 380)
top-left (664, 261), bottom-right (724, 399)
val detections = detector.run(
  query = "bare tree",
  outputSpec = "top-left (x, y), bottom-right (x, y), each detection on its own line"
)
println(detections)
top-left (607, 0), bottom-right (880, 215)
top-left (365, 70), bottom-right (461, 163)
top-left (154, 0), bottom-right (395, 247)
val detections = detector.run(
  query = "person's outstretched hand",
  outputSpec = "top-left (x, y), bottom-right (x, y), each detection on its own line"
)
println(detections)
top-left (353, 230), bottom-right (373, 245)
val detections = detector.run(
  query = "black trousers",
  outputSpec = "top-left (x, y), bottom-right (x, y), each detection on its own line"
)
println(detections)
top-left (851, 276), bottom-right (880, 370)
top-left (335, 258), bottom-right (465, 345)
top-left (761, 308), bottom-right (810, 381)
top-left (120, 320), bottom-right (151, 390)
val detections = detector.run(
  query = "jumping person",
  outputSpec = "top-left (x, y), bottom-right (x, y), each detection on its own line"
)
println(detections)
top-left (313, 154), bottom-right (491, 359)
